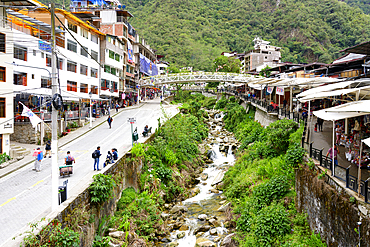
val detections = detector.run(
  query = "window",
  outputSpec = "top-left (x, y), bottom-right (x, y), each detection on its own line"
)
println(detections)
top-left (14, 46), bottom-right (27, 61)
top-left (115, 53), bottom-right (120, 62)
top-left (67, 81), bottom-right (77, 92)
top-left (91, 50), bottom-right (98, 61)
top-left (0, 67), bottom-right (5, 82)
top-left (81, 28), bottom-right (88, 39)
top-left (0, 33), bottom-right (5, 53)
top-left (80, 64), bottom-right (88, 76)
top-left (58, 58), bottom-right (63, 70)
top-left (14, 73), bottom-right (27, 86)
top-left (41, 76), bottom-right (51, 88)
top-left (91, 34), bottom-right (98, 44)
top-left (67, 40), bottom-right (77, 53)
top-left (67, 61), bottom-right (77, 73)
top-left (91, 85), bottom-right (98, 94)
top-left (41, 52), bottom-right (44, 58)
top-left (91, 68), bottom-right (98, 78)
top-left (46, 55), bottom-right (51, 67)
top-left (33, 50), bottom-right (36, 56)
top-left (81, 46), bottom-right (88, 57)
top-left (0, 134), bottom-right (2, 154)
top-left (32, 74), bottom-right (34, 79)
top-left (101, 79), bottom-right (110, 90)
top-left (111, 67), bottom-right (116, 75)
top-left (68, 21), bottom-right (77, 33)
top-left (104, 65), bottom-right (110, 73)
top-left (109, 50), bottom-right (115, 59)
top-left (80, 83), bottom-right (88, 93)
top-left (0, 98), bottom-right (5, 118)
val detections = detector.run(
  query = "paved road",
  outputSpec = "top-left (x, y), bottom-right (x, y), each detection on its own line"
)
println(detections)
top-left (0, 99), bottom-right (179, 246)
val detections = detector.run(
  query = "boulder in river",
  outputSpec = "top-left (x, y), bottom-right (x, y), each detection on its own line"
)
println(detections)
top-left (161, 213), bottom-right (170, 220)
top-left (201, 174), bottom-right (208, 180)
top-left (198, 214), bottom-right (208, 220)
top-left (168, 242), bottom-right (179, 247)
top-left (177, 232), bottom-right (186, 239)
top-left (108, 231), bottom-right (124, 239)
top-left (217, 202), bottom-right (231, 212)
top-left (172, 222), bottom-right (183, 230)
top-left (179, 224), bottom-right (189, 231)
top-left (220, 233), bottom-right (236, 247)
top-left (170, 205), bottom-right (188, 214)
top-left (195, 238), bottom-right (217, 247)
top-left (209, 229), bottom-right (218, 236)
top-left (209, 189), bottom-right (219, 194)
top-left (209, 218), bottom-right (221, 228)
top-left (194, 225), bottom-right (211, 234)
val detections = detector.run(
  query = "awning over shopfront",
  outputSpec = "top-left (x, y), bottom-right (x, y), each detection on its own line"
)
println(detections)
top-left (313, 100), bottom-right (370, 121)
top-left (298, 86), bottom-right (370, 102)
top-left (297, 80), bottom-right (351, 98)
top-left (363, 137), bottom-right (370, 148)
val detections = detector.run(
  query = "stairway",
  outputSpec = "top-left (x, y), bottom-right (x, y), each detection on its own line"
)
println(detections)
top-left (9, 144), bottom-right (30, 159)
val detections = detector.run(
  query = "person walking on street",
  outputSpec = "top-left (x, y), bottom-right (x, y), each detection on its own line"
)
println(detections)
top-left (317, 118), bottom-right (324, 132)
top-left (65, 151), bottom-right (75, 165)
top-left (326, 144), bottom-right (340, 166)
top-left (107, 115), bottom-right (113, 129)
top-left (44, 140), bottom-right (51, 158)
top-left (34, 147), bottom-right (43, 172)
top-left (93, 146), bottom-right (102, 171)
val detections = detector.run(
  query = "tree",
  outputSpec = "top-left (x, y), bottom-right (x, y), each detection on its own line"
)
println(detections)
top-left (213, 56), bottom-right (241, 73)
top-left (167, 65), bottom-right (180, 74)
top-left (259, 66), bottom-right (272, 78)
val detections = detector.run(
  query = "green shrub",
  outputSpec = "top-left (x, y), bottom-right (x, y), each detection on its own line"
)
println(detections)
top-left (215, 96), bottom-right (228, 109)
top-left (117, 187), bottom-right (137, 211)
top-left (21, 220), bottom-right (80, 247)
top-left (0, 152), bottom-right (10, 164)
top-left (155, 165), bottom-right (173, 184)
top-left (93, 236), bottom-right (112, 247)
top-left (131, 143), bottom-right (145, 157)
top-left (202, 97), bottom-right (216, 109)
top-left (305, 232), bottom-right (327, 247)
top-left (90, 174), bottom-right (116, 204)
top-left (252, 175), bottom-right (289, 207)
top-left (285, 143), bottom-right (305, 167)
top-left (254, 203), bottom-right (291, 246)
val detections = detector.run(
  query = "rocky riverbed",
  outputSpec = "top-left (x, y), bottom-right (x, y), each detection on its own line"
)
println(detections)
top-left (154, 110), bottom-right (239, 247)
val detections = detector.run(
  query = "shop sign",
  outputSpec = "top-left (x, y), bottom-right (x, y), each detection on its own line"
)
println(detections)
top-left (38, 41), bottom-right (51, 52)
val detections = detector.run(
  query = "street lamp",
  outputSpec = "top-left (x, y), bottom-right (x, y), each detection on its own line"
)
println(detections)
top-left (89, 91), bottom-right (93, 128)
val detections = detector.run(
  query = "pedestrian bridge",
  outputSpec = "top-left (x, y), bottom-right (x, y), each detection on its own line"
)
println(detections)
top-left (141, 72), bottom-right (258, 86)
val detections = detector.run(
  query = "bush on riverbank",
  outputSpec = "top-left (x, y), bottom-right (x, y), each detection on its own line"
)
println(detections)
top-left (218, 98), bottom-right (326, 246)
top-left (109, 113), bottom-right (208, 244)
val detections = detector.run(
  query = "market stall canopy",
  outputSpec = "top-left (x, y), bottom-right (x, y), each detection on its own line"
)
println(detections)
top-left (296, 80), bottom-right (351, 98)
top-left (298, 86), bottom-right (370, 102)
top-left (248, 83), bottom-right (266, 90)
top-left (313, 100), bottom-right (370, 121)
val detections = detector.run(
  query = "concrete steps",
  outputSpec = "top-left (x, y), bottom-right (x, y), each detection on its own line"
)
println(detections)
top-left (10, 144), bottom-right (30, 159)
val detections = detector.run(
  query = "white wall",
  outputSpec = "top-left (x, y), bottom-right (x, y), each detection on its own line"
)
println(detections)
top-left (0, 25), bottom-right (14, 154)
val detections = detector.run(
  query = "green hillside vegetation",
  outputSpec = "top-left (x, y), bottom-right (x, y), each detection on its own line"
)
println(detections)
top-left (344, 0), bottom-right (370, 15)
top-left (125, 0), bottom-right (370, 71)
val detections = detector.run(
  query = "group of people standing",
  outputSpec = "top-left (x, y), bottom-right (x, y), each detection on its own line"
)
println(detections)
top-left (92, 146), bottom-right (118, 171)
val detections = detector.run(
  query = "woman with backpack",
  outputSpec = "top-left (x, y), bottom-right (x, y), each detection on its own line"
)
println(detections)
top-left (107, 115), bottom-right (113, 129)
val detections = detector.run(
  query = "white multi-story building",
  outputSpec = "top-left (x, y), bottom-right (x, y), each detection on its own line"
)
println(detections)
top-left (100, 35), bottom-right (124, 100)
top-left (8, 8), bottom-right (104, 120)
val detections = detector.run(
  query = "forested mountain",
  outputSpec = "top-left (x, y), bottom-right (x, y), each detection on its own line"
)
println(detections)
top-left (124, 0), bottom-right (370, 71)
top-left (343, 0), bottom-right (370, 15)
top-left (36, 0), bottom-right (370, 71)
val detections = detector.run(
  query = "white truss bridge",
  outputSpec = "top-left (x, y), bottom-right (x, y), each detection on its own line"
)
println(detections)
top-left (141, 72), bottom-right (259, 86)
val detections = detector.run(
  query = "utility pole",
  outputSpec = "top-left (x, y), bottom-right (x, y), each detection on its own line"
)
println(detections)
top-left (51, 3), bottom-right (59, 211)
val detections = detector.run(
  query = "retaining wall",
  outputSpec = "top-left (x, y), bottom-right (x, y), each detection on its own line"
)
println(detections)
top-left (296, 165), bottom-right (370, 246)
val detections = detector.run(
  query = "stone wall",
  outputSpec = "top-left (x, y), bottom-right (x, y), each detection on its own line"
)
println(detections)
top-left (296, 165), bottom-right (370, 247)
top-left (254, 108), bottom-right (279, 126)
top-left (11, 122), bottom-right (37, 144)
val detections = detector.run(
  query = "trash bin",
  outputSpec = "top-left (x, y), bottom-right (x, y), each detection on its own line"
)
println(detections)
top-left (132, 132), bottom-right (139, 142)
top-left (58, 185), bottom-right (67, 205)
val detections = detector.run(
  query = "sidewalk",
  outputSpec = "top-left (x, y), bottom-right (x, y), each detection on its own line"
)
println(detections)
top-left (309, 117), bottom-right (370, 180)
top-left (0, 102), bottom-right (146, 179)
